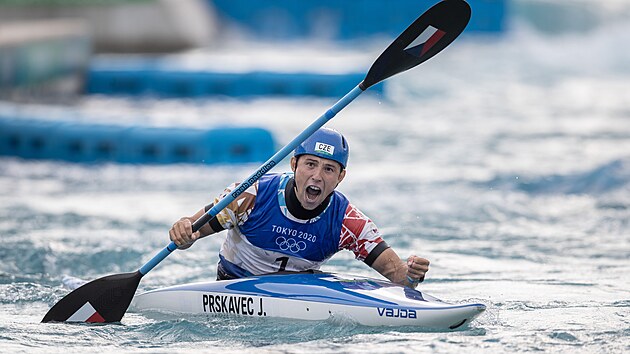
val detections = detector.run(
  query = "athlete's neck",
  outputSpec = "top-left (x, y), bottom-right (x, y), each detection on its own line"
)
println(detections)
top-left (286, 178), bottom-right (330, 220)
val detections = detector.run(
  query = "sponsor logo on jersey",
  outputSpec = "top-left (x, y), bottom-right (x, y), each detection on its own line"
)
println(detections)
top-left (270, 225), bottom-right (319, 253)
top-left (275, 236), bottom-right (307, 253)
top-left (271, 225), bottom-right (318, 242)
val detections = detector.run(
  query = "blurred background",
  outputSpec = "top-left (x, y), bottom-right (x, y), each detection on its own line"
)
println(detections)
top-left (1, 0), bottom-right (629, 165)
top-left (0, 0), bottom-right (509, 166)
top-left (1, 1), bottom-right (629, 353)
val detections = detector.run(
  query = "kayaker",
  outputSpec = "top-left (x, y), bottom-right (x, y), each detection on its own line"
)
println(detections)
top-left (169, 128), bottom-right (429, 288)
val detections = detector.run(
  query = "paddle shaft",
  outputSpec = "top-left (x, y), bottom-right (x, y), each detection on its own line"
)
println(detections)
top-left (138, 84), bottom-right (365, 275)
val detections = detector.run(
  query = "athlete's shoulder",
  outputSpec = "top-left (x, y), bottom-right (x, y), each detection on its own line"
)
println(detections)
top-left (257, 172), bottom-right (288, 185)
top-left (343, 203), bottom-right (371, 221)
top-left (331, 188), bottom-right (350, 205)
top-left (339, 203), bottom-right (383, 259)
top-left (340, 203), bottom-right (380, 242)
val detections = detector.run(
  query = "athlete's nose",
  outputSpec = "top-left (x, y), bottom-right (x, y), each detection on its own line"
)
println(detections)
top-left (311, 166), bottom-right (325, 182)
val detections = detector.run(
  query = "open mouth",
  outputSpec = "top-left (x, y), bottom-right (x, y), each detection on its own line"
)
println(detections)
top-left (305, 185), bottom-right (322, 201)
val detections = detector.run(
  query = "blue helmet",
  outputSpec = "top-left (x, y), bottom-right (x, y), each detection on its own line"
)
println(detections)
top-left (294, 128), bottom-right (349, 168)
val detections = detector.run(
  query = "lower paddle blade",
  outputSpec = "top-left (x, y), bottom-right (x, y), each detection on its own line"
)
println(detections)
top-left (362, 0), bottom-right (471, 89)
top-left (42, 271), bottom-right (142, 323)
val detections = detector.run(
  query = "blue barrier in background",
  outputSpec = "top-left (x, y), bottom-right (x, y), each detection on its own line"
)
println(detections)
top-left (86, 65), bottom-right (383, 98)
top-left (0, 115), bottom-right (275, 165)
top-left (208, 0), bottom-right (506, 40)
top-left (0, 118), bottom-right (60, 160)
top-left (86, 0), bottom-right (504, 99)
top-left (48, 123), bottom-right (127, 163)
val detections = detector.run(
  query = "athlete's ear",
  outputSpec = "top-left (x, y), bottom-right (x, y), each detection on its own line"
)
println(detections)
top-left (337, 168), bottom-right (346, 185)
top-left (290, 156), bottom-right (297, 172)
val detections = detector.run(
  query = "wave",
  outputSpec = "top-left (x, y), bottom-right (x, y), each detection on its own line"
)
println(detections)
top-left (481, 158), bottom-right (630, 195)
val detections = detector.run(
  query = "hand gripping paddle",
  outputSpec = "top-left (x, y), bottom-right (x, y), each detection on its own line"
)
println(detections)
top-left (42, 0), bottom-right (471, 323)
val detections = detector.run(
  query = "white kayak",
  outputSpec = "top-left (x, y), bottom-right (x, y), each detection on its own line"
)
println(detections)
top-left (131, 272), bottom-right (485, 329)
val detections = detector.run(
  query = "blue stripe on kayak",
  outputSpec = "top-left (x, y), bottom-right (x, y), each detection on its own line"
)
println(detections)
top-left (144, 273), bottom-right (486, 310)
top-left (223, 273), bottom-right (399, 307)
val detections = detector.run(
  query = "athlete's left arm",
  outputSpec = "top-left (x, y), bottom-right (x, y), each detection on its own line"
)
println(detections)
top-left (338, 203), bottom-right (429, 288)
top-left (371, 250), bottom-right (430, 289)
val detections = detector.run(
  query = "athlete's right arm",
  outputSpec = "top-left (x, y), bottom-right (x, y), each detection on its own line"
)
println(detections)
top-left (169, 208), bottom-right (218, 249)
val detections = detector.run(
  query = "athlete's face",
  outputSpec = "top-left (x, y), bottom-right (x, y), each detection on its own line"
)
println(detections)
top-left (291, 155), bottom-right (346, 210)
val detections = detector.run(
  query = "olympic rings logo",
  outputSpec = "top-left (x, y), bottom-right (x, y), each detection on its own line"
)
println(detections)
top-left (275, 237), bottom-right (307, 253)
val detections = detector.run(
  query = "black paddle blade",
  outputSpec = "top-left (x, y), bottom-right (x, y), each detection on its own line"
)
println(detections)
top-left (361, 0), bottom-right (471, 89)
top-left (42, 271), bottom-right (142, 323)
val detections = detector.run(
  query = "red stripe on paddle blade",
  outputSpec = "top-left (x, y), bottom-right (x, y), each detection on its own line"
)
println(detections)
top-left (86, 311), bottom-right (106, 323)
top-left (421, 29), bottom-right (447, 56)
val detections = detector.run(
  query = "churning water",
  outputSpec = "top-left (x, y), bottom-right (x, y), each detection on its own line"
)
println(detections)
top-left (1, 1), bottom-right (629, 353)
